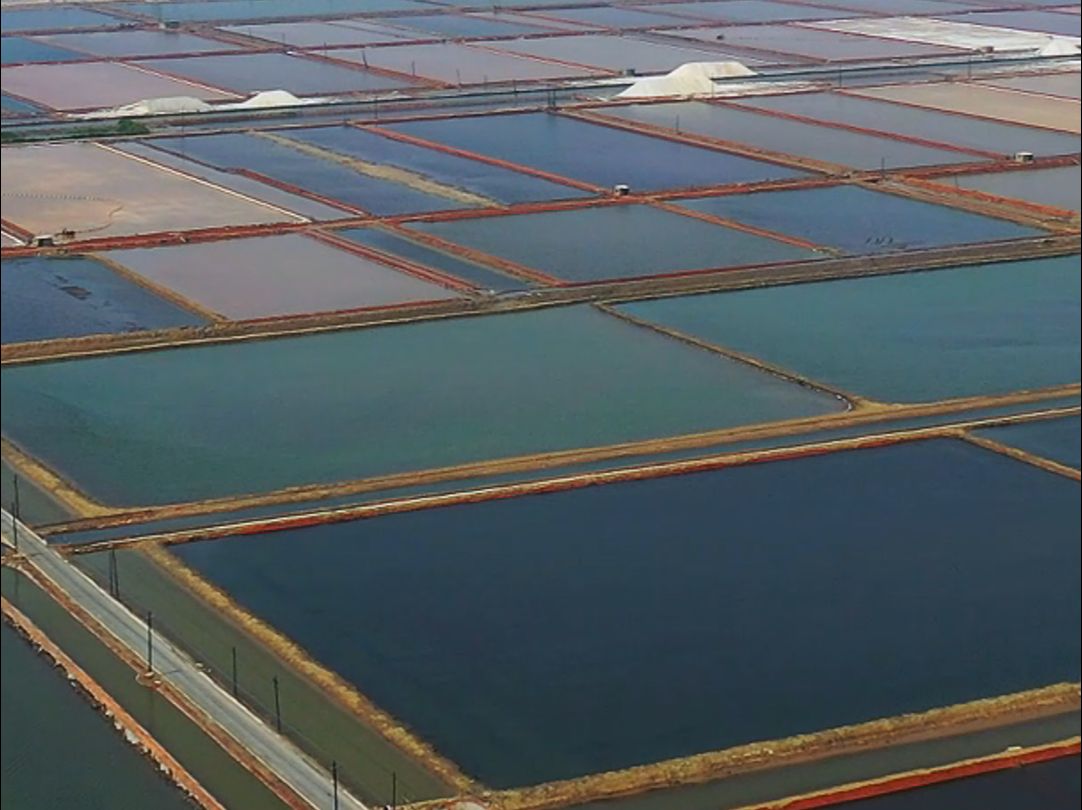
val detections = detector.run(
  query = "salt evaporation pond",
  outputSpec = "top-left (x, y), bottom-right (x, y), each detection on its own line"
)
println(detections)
top-left (950, 165), bottom-right (1081, 213)
top-left (0, 5), bottom-right (120, 32)
top-left (678, 185), bottom-right (1042, 254)
top-left (0, 305), bottom-right (839, 506)
top-left (337, 228), bottom-right (527, 291)
top-left (104, 234), bottom-right (459, 319)
top-left (110, 0), bottom-right (421, 23)
top-left (648, 0), bottom-right (861, 23)
top-left (334, 42), bottom-right (597, 84)
top-left (388, 112), bottom-right (807, 190)
top-left (618, 256), bottom-right (1080, 403)
top-left (408, 204), bottom-right (819, 282)
top-left (740, 91), bottom-right (1081, 157)
top-left (1, 256), bottom-right (205, 344)
top-left (958, 10), bottom-right (1082, 37)
top-left (488, 33), bottom-right (745, 73)
top-left (605, 101), bottom-right (977, 170)
top-left (976, 416), bottom-right (1081, 470)
top-left (850, 83), bottom-right (1081, 135)
top-left (284, 125), bottom-right (588, 205)
top-left (221, 20), bottom-right (414, 48)
top-left (542, 6), bottom-right (690, 27)
top-left (1, 61), bottom-right (235, 112)
top-left (150, 133), bottom-right (466, 215)
top-left (173, 439), bottom-right (1081, 787)
top-left (979, 72), bottom-right (1081, 100)
top-left (1, 624), bottom-right (194, 810)
top-left (671, 24), bottom-right (953, 62)
top-left (1, 36), bottom-right (82, 64)
top-left (390, 12), bottom-right (553, 37)
top-left (138, 52), bottom-right (414, 96)
top-left (40, 29), bottom-right (237, 58)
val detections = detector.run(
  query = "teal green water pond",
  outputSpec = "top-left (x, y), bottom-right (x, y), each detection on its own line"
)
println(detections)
top-left (619, 256), bottom-right (1080, 403)
top-left (1, 624), bottom-right (193, 810)
top-left (0, 305), bottom-right (839, 506)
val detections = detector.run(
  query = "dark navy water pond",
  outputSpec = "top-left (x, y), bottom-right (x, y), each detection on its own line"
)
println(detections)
top-left (1, 255), bottom-right (205, 344)
top-left (174, 439), bottom-right (1081, 788)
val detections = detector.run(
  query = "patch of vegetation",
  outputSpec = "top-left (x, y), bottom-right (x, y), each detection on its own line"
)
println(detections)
top-left (1, 118), bottom-right (150, 144)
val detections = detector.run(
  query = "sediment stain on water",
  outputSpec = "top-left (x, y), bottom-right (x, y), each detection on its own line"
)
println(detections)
top-left (976, 416), bottom-right (1081, 469)
top-left (0, 305), bottom-right (839, 506)
top-left (173, 440), bottom-right (1081, 787)
top-left (0, 623), bottom-right (194, 810)
top-left (1, 255), bottom-right (206, 344)
top-left (619, 256), bottom-right (1081, 403)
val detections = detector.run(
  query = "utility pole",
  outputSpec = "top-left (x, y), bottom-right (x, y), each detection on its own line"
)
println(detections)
top-left (231, 646), bottom-right (239, 698)
top-left (331, 760), bottom-right (339, 810)
top-left (391, 772), bottom-right (397, 809)
top-left (12, 476), bottom-right (21, 553)
top-left (145, 611), bottom-right (154, 674)
top-left (273, 675), bottom-right (282, 733)
top-left (108, 548), bottom-right (120, 599)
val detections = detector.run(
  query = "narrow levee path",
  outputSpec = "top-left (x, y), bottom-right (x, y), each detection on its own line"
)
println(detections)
top-left (1, 509), bottom-right (367, 810)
